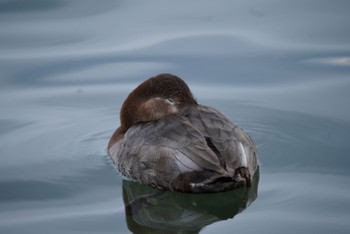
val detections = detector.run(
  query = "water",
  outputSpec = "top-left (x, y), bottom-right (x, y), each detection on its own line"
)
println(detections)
top-left (1, 0), bottom-right (350, 233)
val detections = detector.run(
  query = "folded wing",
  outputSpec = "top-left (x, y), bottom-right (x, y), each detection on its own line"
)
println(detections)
top-left (112, 114), bottom-right (226, 189)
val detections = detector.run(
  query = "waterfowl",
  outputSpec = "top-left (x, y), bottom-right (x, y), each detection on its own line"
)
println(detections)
top-left (108, 73), bottom-right (258, 193)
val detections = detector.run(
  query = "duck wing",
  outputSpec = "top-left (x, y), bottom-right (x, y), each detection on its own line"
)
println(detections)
top-left (187, 105), bottom-right (258, 177)
top-left (111, 114), bottom-right (226, 188)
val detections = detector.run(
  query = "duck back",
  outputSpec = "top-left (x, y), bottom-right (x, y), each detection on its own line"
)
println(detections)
top-left (109, 105), bottom-right (258, 193)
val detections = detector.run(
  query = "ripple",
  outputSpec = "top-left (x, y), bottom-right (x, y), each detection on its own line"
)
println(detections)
top-left (257, 172), bottom-right (350, 217)
top-left (303, 56), bottom-right (350, 67)
top-left (47, 61), bottom-right (174, 84)
top-left (0, 104), bottom-right (112, 169)
top-left (0, 0), bottom-right (65, 13)
top-left (202, 172), bottom-right (350, 233)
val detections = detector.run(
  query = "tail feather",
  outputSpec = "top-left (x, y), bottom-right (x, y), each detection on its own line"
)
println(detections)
top-left (170, 168), bottom-right (251, 193)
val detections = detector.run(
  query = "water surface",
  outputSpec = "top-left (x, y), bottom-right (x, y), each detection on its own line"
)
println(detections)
top-left (1, 1), bottom-right (350, 233)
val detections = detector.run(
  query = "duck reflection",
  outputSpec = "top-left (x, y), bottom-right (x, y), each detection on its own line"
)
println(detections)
top-left (122, 170), bottom-right (259, 234)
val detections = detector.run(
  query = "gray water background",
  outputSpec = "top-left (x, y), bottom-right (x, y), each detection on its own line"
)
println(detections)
top-left (1, 0), bottom-right (350, 233)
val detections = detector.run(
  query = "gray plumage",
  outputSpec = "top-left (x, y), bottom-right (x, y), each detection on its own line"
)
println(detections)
top-left (109, 104), bottom-right (258, 193)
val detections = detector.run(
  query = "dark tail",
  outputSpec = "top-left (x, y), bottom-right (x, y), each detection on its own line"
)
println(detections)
top-left (170, 167), bottom-right (251, 193)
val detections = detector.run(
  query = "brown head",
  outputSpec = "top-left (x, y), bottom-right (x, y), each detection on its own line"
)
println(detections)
top-left (119, 73), bottom-right (197, 132)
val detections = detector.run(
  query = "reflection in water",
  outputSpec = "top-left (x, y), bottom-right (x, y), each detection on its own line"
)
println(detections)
top-left (122, 170), bottom-right (259, 234)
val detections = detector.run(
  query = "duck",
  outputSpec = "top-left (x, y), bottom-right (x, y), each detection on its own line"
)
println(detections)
top-left (108, 73), bottom-right (258, 193)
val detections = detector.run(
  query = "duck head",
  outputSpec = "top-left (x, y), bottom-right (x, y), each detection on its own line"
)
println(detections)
top-left (119, 73), bottom-right (197, 133)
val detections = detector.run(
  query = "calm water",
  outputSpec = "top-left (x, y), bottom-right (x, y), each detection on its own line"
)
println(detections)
top-left (1, 1), bottom-right (350, 233)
